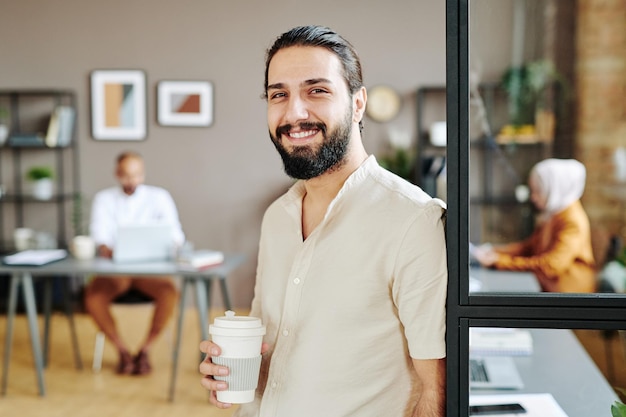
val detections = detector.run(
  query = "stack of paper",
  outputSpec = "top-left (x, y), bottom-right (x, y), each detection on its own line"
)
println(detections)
top-left (470, 327), bottom-right (533, 356)
top-left (177, 249), bottom-right (224, 270)
top-left (3, 249), bottom-right (68, 266)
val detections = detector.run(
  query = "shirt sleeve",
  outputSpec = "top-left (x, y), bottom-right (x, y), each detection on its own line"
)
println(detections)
top-left (493, 214), bottom-right (584, 279)
top-left (393, 203), bottom-right (448, 359)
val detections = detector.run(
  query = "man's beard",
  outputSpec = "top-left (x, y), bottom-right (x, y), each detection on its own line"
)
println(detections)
top-left (269, 109), bottom-right (352, 180)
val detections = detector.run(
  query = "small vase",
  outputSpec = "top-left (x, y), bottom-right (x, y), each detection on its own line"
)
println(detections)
top-left (33, 178), bottom-right (54, 200)
top-left (0, 124), bottom-right (8, 146)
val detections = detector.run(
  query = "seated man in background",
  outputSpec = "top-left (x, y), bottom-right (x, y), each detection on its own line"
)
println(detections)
top-left (474, 158), bottom-right (596, 293)
top-left (84, 151), bottom-right (185, 375)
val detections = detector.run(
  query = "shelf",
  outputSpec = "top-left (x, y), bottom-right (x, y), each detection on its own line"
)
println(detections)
top-left (0, 89), bottom-right (79, 249)
top-left (0, 193), bottom-right (76, 203)
top-left (470, 196), bottom-right (528, 205)
top-left (470, 136), bottom-right (551, 149)
top-left (0, 89), bottom-right (75, 96)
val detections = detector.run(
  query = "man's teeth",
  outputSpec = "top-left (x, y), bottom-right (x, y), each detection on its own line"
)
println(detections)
top-left (289, 130), bottom-right (316, 139)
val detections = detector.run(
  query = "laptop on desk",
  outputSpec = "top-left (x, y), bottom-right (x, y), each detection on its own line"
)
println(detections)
top-left (469, 356), bottom-right (524, 390)
top-left (113, 224), bottom-right (174, 263)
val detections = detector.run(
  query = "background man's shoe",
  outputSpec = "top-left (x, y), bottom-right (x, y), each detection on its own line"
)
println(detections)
top-left (117, 351), bottom-right (134, 375)
top-left (133, 350), bottom-right (152, 375)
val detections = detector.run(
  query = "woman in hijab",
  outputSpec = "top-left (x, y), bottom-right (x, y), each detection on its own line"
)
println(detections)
top-left (474, 158), bottom-right (596, 293)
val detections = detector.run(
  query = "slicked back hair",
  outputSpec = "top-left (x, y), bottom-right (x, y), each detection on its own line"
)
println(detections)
top-left (264, 26), bottom-right (364, 118)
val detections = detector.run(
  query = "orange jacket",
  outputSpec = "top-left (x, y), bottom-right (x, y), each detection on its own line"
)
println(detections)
top-left (493, 200), bottom-right (596, 293)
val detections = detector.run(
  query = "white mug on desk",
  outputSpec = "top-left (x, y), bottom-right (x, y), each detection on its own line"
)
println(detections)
top-left (14, 227), bottom-right (34, 251)
top-left (71, 235), bottom-right (96, 260)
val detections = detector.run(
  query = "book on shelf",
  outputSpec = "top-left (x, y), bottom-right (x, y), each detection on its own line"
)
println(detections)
top-left (45, 108), bottom-right (60, 147)
top-left (469, 327), bottom-right (533, 356)
top-left (45, 106), bottom-right (75, 147)
top-left (177, 249), bottom-right (224, 269)
top-left (8, 133), bottom-right (45, 147)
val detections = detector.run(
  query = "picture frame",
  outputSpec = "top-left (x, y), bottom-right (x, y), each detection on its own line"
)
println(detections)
top-left (157, 81), bottom-right (213, 127)
top-left (90, 69), bottom-right (147, 140)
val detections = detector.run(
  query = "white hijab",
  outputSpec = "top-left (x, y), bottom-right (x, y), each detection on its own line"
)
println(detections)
top-left (530, 158), bottom-right (586, 218)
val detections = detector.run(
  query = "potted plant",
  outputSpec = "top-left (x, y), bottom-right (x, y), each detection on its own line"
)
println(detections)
top-left (26, 165), bottom-right (54, 200)
top-left (499, 59), bottom-right (568, 142)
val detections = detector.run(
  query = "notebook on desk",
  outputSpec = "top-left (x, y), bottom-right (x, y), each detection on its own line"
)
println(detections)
top-left (469, 356), bottom-right (524, 390)
top-left (113, 224), bottom-right (174, 263)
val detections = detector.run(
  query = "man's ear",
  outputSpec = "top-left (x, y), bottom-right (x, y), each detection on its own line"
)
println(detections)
top-left (353, 86), bottom-right (367, 124)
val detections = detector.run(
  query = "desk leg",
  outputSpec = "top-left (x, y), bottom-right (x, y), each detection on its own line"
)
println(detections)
top-left (22, 273), bottom-right (46, 397)
top-left (194, 278), bottom-right (211, 402)
top-left (43, 278), bottom-right (53, 368)
top-left (1, 274), bottom-right (19, 396)
top-left (218, 278), bottom-right (232, 311)
top-left (195, 279), bottom-right (210, 344)
top-left (168, 277), bottom-right (191, 402)
top-left (61, 276), bottom-right (83, 370)
top-left (1, 273), bottom-right (46, 397)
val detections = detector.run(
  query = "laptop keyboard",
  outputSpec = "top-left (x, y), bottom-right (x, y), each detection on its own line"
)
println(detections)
top-left (469, 359), bottom-right (489, 382)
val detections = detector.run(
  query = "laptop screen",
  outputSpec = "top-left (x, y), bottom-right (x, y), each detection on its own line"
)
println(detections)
top-left (113, 223), bottom-right (174, 263)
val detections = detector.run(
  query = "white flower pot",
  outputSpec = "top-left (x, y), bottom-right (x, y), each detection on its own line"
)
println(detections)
top-left (0, 124), bottom-right (8, 146)
top-left (33, 178), bottom-right (54, 200)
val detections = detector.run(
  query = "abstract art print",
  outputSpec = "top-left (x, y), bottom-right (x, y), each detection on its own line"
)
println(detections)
top-left (90, 70), bottom-right (146, 140)
top-left (157, 81), bottom-right (213, 127)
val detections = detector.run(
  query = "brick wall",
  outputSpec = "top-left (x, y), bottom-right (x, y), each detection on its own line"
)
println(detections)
top-left (577, 0), bottom-right (626, 245)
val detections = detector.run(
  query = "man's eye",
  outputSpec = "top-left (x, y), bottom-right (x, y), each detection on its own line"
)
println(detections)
top-left (270, 92), bottom-right (286, 99)
top-left (311, 88), bottom-right (327, 94)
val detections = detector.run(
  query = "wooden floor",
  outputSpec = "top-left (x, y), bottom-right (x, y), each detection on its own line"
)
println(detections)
top-left (2, 306), bottom-right (625, 416)
top-left (0, 305), bottom-right (245, 417)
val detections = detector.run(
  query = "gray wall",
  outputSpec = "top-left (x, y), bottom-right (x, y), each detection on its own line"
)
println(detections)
top-left (0, 0), bottom-right (446, 308)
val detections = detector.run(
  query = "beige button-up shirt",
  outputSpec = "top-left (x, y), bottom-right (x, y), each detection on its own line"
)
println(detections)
top-left (237, 156), bottom-right (447, 417)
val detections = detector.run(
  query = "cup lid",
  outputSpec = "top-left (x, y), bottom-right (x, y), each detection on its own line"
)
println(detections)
top-left (209, 311), bottom-right (266, 336)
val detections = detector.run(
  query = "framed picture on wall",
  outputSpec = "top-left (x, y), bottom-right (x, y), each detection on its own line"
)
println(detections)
top-left (90, 69), bottom-right (147, 140)
top-left (157, 80), bottom-right (213, 127)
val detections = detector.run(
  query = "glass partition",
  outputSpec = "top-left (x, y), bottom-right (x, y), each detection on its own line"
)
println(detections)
top-left (447, 1), bottom-right (626, 415)
top-left (466, 0), bottom-right (626, 298)
top-left (465, 325), bottom-right (625, 417)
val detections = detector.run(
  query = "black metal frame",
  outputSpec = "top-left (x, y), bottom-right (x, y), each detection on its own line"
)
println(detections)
top-left (445, 1), bottom-right (626, 415)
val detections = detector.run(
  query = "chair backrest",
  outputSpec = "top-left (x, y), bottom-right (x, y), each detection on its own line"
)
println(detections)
top-left (113, 288), bottom-right (153, 304)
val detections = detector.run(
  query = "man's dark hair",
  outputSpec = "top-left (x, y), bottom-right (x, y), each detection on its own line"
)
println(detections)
top-left (263, 25), bottom-right (364, 98)
top-left (263, 25), bottom-right (364, 133)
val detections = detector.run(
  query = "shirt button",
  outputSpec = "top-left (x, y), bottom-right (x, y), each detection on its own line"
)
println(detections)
top-left (282, 329), bottom-right (289, 336)
top-left (293, 278), bottom-right (301, 285)
top-left (271, 381), bottom-right (278, 389)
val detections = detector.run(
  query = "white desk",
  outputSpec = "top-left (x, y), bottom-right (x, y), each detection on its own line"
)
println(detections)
top-left (469, 267), bottom-right (541, 293)
top-left (0, 253), bottom-right (246, 401)
top-left (469, 267), bottom-right (619, 416)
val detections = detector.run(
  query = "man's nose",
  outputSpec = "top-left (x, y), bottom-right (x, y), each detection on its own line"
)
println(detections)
top-left (284, 95), bottom-right (309, 124)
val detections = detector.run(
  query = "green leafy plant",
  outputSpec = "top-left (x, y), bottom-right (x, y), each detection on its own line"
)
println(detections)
top-left (26, 166), bottom-right (54, 181)
top-left (611, 387), bottom-right (626, 416)
top-left (611, 401), bottom-right (626, 417)
top-left (379, 147), bottom-right (415, 181)
top-left (501, 59), bottom-right (568, 127)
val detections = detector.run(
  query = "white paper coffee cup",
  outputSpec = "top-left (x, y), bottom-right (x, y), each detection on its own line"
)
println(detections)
top-left (209, 311), bottom-right (266, 404)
